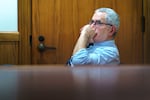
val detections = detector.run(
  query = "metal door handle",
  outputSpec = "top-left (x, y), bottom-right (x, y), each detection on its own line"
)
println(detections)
top-left (38, 43), bottom-right (56, 52)
top-left (37, 35), bottom-right (56, 52)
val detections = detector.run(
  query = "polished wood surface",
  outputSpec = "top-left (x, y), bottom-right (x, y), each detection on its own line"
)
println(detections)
top-left (0, 65), bottom-right (150, 100)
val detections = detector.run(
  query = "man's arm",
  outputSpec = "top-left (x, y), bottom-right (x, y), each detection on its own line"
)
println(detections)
top-left (73, 25), bottom-right (96, 55)
top-left (73, 33), bottom-right (88, 55)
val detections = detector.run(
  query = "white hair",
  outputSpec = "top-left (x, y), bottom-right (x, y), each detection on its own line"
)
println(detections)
top-left (95, 8), bottom-right (120, 32)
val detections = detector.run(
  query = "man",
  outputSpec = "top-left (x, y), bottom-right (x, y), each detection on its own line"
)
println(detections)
top-left (68, 8), bottom-right (120, 66)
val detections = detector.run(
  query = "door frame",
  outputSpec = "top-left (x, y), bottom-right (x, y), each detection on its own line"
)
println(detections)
top-left (18, 0), bottom-right (31, 64)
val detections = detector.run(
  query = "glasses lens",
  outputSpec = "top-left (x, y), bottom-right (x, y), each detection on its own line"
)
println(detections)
top-left (95, 20), bottom-right (101, 25)
top-left (89, 20), bottom-right (112, 26)
top-left (89, 20), bottom-right (102, 25)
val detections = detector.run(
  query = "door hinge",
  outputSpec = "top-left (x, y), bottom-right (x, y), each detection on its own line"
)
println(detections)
top-left (29, 35), bottom-right (32, 47)
top-left (141, 16), bottom-right (145, 33)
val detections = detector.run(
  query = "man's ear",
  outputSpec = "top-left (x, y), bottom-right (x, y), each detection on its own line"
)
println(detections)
top-left (108, 26), bottom-right (116, 36)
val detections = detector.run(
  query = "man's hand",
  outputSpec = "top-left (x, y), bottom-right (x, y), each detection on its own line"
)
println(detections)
top-left (72, 25), bottom-right (96, 55)
top-left (81, 25), bottom-right (96, 43)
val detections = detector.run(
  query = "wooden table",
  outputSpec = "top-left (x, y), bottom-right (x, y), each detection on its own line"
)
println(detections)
top-left (0, 65), bottom-right (150, 100)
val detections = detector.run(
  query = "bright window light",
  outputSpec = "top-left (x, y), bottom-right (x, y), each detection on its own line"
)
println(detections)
top-left (0, 0), bottom-right (18, 32)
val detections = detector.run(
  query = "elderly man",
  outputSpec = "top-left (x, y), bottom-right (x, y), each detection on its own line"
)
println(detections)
top-left (68, 8), bottom-right (120, 66)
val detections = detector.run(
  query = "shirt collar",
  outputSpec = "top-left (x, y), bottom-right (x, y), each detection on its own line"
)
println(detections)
top-left (94, 40), bottom-right (115, 46)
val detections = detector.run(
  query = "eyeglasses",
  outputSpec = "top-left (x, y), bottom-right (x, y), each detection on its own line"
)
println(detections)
top-left (89, 20), bottom-right (112, 26)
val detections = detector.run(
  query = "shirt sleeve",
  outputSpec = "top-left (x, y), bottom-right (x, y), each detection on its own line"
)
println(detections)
top-left (71, 48), bottom-right (90, 65)
top-left (70, 47), bottom-right (120, 66)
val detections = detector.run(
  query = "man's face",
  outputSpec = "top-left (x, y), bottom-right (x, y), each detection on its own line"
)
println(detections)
top-left (90, 12), bottom-right (113, 42)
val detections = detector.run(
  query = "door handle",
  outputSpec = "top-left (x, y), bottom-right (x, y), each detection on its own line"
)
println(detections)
top-left (38, 43), bottom-right (56, 52)
top-left (38, 35), bottom-right (56, 52)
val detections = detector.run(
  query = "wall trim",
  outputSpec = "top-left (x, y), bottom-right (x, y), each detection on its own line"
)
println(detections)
top-left (0, 32), bottom-right (19, 41)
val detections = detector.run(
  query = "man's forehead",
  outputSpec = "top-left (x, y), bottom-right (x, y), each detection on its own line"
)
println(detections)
top-left (92, 12), bottom-right (106, 21)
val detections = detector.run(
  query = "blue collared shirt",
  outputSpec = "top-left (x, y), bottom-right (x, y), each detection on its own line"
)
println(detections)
top-left (68, 40), bottom-right (120, 67)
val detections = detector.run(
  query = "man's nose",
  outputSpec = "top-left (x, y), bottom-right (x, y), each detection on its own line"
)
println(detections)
top-left (90, 23), bottom-right (96, 27)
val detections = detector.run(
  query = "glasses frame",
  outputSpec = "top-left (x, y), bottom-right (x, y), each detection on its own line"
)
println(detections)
top-left (89, 20), bottom-right (112, 26)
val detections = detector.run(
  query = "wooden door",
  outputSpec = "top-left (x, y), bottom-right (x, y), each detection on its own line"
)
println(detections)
top-left (32, 0), bottom-right (143, 64)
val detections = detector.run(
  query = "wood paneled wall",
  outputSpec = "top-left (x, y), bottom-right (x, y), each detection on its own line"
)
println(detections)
top-left (0, 0), bottom-right (31, 65)
top-left (144, 0), bottom-right (150, 64)
top-left (0, 0), bottom-right (150, 65)
top-left (18, 0), bottom-right (31, 64)
top-left (0, 33), bottom-right (19, 65)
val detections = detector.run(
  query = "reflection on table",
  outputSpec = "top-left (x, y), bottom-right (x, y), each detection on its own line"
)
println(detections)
top-left (0, 65), bottom-right (150, 100)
